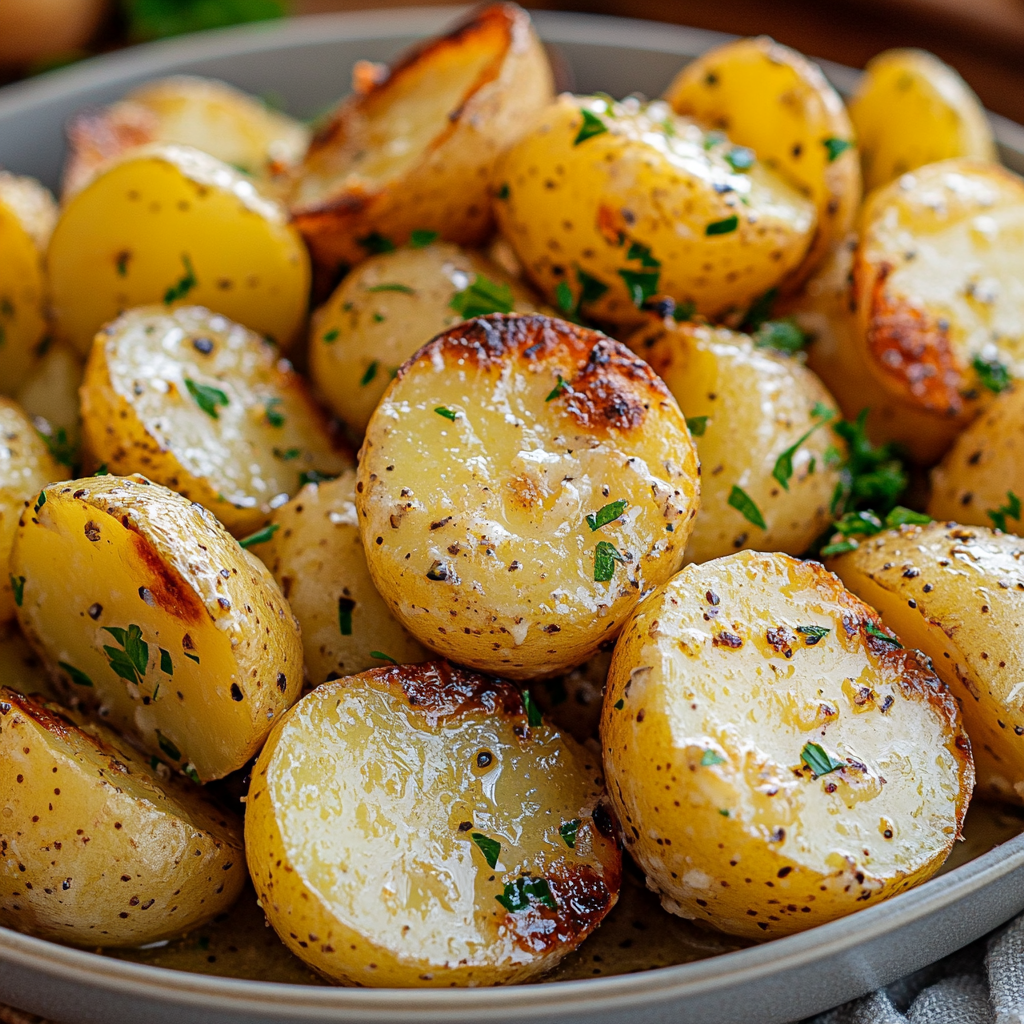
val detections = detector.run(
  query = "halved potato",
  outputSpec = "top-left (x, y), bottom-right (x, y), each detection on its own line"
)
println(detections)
top-left (0, 688), bottom-right (245, 947)
top-left (357, 314), bottom-right (701, 679)
top-left (663, 35), bottom-right (860, 288)
top-left (602, 550), bottom-right (973, 940)
top-left (852, 159), bottom-right (1024, 424)
top-left (829, 522), bottom-right (1024, 804)
top-left (261, 472), bottom-right (429, 685)
top-left (626, 318), bottom-right (842, 562)
top-left (849, 49), bottom-right (996, 193)
top-left (245, 661), bottom-right (622, 986)
top-left (81, 305), bottom-right (351, 537)
top-left (310, 241), bottom-right (541, 434)
top-left (290, 3), bottom-right (554, 280)
top-left (11, 474), bottom-right (303, 782)
top-left (48, 144), bottom-right (311, 356)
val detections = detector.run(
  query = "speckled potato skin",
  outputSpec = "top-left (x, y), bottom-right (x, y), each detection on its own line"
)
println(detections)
top-left (245, 661), bottom-right (622, 986)
top-left (627, 319), bottom-right (842, 562)
top-left (48, 143), bottom-right (311, 356)
top-left (493, 94), bottom-right (816, 330)
top-left (10, 475), bottom-right (303, 781)
top-left (663, 35), bottom-right (860, 291)
top-left (830, 523), bottom-right (1024, 803)
top-left (0, 689), bottom-right (245, 947)
top-left (357, 314), bottom-right (700, 679)
top-left (602, 551), bottom-right (973, 941)
top-left (261, 472), bottom-right (429, 685)
top-left (309, 242), bottom-right (541, 435)
top-left (81, 306), bottom-right (351, 537)
top-left (852, 159), bottom-right (1024, 424)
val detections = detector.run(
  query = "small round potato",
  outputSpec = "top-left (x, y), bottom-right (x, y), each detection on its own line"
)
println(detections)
top-left (626, 319), bottom-right (842, 562)
top-left (81, 305), bottom-right (351, 537)
top-left (245, 661), bottom-right (622, 986)
top-left (310, 242), bottom-right (540, 434)
top-left (11, 474), bottom-right (303, 782)
top-left (0, 688), bottom-right (245, 947)
top-left (357, 313), bottom-right (700, 679)
top-left (261, 472), bottom-right (429, 685)
top-left (602, 550), bottom-right (973, 940)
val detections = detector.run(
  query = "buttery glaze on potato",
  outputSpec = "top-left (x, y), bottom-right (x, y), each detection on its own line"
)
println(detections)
top-left (245, 661), bottom-right (622, 986)
top-left (81, 306), bottom-right (351, 536)
top-left (602, 551), bottom-right (973, 940)
top-left (357, 313), bottom-right (700, 679)
top-left (494, 94), bottom-right (817, 329)
top-left (11, 475), bottom-right (303, 781)
top-left (0, 689), bottom-right (245, 947)
top-left (627, 319), bottom-right (842, 562)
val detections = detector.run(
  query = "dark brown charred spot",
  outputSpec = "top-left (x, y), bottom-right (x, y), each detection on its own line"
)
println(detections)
top-left (765, 626), bottom-right (794, 656)
top-left (127, 532), bottom-right (204, 625)
top-left (712, 631), bottom-right (743, 649)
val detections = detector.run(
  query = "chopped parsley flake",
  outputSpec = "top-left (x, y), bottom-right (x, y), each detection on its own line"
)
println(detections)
top-left (821, 505), bottom-right (930, 555)
top-left (116, 251), bottom-right (131, 277)
top-left (9, 575), bottom-right (25, 607)
top-left (865, 621), bottom-right (902, 647)
top-left (796, 625), bottom-right (830, 644)
top-left (102, 624), bottom-right (149, 685)
top-left (755, 318), bottom-right (808, 354)
top-left (273, 447), bottom-right (300, 461)
top-left (556, 280), bottom-right (575, 315)
top-left (159, 648), bottom-right (173, 675)
top-left (183, 765), bottom-right (201, 784)
top-left (728, 485), bottom-right (766, 529)
top-left (184, 378), bottom-right (228, 419)
top-left (742, 288), bottom-right (778, 332)
top-left (298, 470), bottom-right (337, 487)
top-left (576, 266), bottom-right (609, 306)
top-left (34, 490), bottom-right (46, 514)
top-left (495, 184), bottom-right (510, 201)
top-left (449, 274), bottom-right (515, 318)
top-left (701, 749), bottom-right (725, 767)
top-left (59, 661), bottom-right (92, 687)
top-left (496, 876), bottom-right (557, 912)
top-left (546, 374), bottom-right (570, 402)
top-left (163, 255), bottom-right (197, 304)
top-left (184, 651), bottom-right (201, 665)
top-left (410, 229), bottom-right (439, 248)
top-left (358, 232), bottom-right (395, 255)
top-left (772, 407), bottom-right (835, 491)
top-left (686, 416), bottom-right (708, 437)
top-left (586, 499), bottom-right (627, 531)
top-left (239, 523), bottom-right (279, 549)
top-left (37, 426), bottom-right (79, 469)
top-left (156, 730), bottom-right (182, 762)
top-left (471, 832), bottom-right (501, 869)
top-left (322, 328), bottom-right (339, 343)
top-left (613, 698), bottom-right (624, 710)
top-left (574, 108), bottom-right (609, 145)
top-left (338, 597), bottom-right (355, 636)
top-left (371, 650), bottom-right (398, 665)
top-left (823, 138), bottom-right (852, 162)
top-left (619, 268), bottom-right (660, 307)
top-left (559, 819), bottom-right (581, 848)
top-left (264, 398), bottom-right (285, 428)
top-left (434, 406), bottom-right (457, 421)
top-left (626, 241), bottom-right (660, 268)
top-left (988, 491), bottom-right (1023, 533)
top-left (594, 540), bottom-right (625, 582)
top-left (706, 215), bottom-right (739, 236)
top-left (801, 741), bottom-right (844, 777)
top-left (830, 410), bottom-right (908, 518)
top-left (367, 283), bottom-right (415, 295)
top-left (973, 355), bottom-right (1011, 394)
top-left (521, 688), bottom-right (543, 728)
top-left (360, 360), bottom-right (379, 386)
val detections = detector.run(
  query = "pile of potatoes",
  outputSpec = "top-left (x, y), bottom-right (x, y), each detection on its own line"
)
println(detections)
top-left (1, 1), bottom-right (1023, 986)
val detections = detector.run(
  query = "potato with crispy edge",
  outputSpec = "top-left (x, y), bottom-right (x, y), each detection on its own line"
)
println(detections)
top-left (290, 3), bottom-right (553, 281)
top-left (0, 688), bottom-right (245, 947)
top-left (246, 661), bottom-right (622, 986)
top-left (830, 522), bottom-right (1024, 804)
top-left (81, 306), bottom-right (351, 537)
top-left (849, 49), bottom-right (996, 193)
top-left (357, 313), bottom-right (700, 679)
top-left (626, 318), bottom-right (843, 562)
top-left (11, 474), bottom-right (303, 782)
top-left (48, 144), bottom-right (311, 356)
top-left (663, 35), bottom-right (860, 289)
top-left (602, 550), bottom-right (973, 940)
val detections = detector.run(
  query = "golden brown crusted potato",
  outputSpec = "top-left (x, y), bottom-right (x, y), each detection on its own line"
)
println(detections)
top-left (829, 522), bottom-right (1024, 803)
top-left (663, 35), bottom-right (860, 289)
top-left (357, 314), bottom-right (701, 679)
top-left (0, 688), bottom-right (245, 947)
top-left (245, 661), bottom-right (622, 986)
top-left (261, 472), bottom-right (429, 685)
top-left (626, 318), bottom-right (843, 562)
top-left (11, 474), bottom-right (303, 782)
top-left (494, 94), bottom-right (817, 329)
top-left (309, 241), bottom-right (541, 435)
top-left (81, 306), bottom-right (352, 537)
top-left (290, 3), bottom-right (554, 281)
top-left (602, 550), bottom-right (973, 940)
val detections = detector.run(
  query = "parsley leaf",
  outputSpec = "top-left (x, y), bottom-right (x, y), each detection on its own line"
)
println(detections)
top-left (728, 485), bottom-right (766, 529)
top-left (9, 575), bottom-right (25, 607)
top-left (725, 145), bottom-right (755, 171)
top-left (496, 876), bottom-right (557, 912)
top-left (156, 729), bottom-right (181, 762)
top-left (434, 406), bottom-right (457, 421)
top-left (755, 318), bottom-right (808, 354)
top-left (772, 407), bottom-right (835, 491)
top-left (358, 232), bottom-right (395, 255)
top-left (546, 375), bottom-right (570, 402)
top-left (124, 0), bottom-right (285, 41)
top-left (796, 625), bottom-right (830, 645)
top-left (410, 229), bottom-right (438, 248)
top-left (360, 361), bottom-right (379, 386)
top-left (800, 741), bottom-right (844, 777)
top-left (59, 661), bottom-right (92, 687)
top-left (159, 648), bottom-right (173, 675)
top-left (471, 832), bottom-right (501, 869)
top-left (741, 288), bottom-right (778, 333)
top-left (701, 749), bottom-right (725, 766)
top-left (619, 268), bottom-right (660, 307)
top-left (322, 328), bottom-right (339, 343)
top-left (521, 688), bottom-right (543, 728)
top-left (371, 650), bottom-right (398, 665)
top-left (594, 540), bottom-right (626, 582)
top-left (238, 523), bottom-right (279, 549)
top-left (297, 470), bottom-right (337, 487)
top-left (163, 254), bottom-right (197, 304)
top-left (586, 499), bottom-right (627, 531)
top-left (973, 354), bottom-right (1011, 394)
top-left (264, 397), bottom-right (285, 428)
top-left (626, 241), bottom-right (660, 268)
top-left (988, 491), bottom-right (1023, 533)
top-left (37, 425), bottom-right (78, 469)
top-left (831, 410), bottom-right (908, 517)
top-left (367, 283), bottom-right (415, 295)
top-left (449, 274), bottom-right (514, 318)
top-left (184, 378), bottom-right (228, 419)
top-left (865, 621), bottom-right (902, 647)
top-left (576, 266), bottom-right (609, 306)
top-left (556, 280), bottom-right (575, 315)
top-left (823, 138), bottom-right (852, 162)
top-left (706, 215), bottom-right (739, 236)
top-left (34, 490), bottom-right (46, 514)
top-left (686, 415), bottom-right (708, 437)
top-left (337, 597), bottom-right (355, 636)
top-left (559, 819), bottom-right (581, 848)
top-left (574, 108), bottom-right (609, 145)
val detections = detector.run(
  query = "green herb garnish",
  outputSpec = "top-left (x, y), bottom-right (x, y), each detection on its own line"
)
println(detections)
top-left (59, 661), bottom-right (93, 687)
top-left (163, 254), bottom-right (197, 304)
top-left (360, 361), bottom-right (379, 386)
top-left (626, 241), bottom-right (660, 268)
top-left (521, 689), bottom-right (543, 728)
top-left (865, 621), bottom-right (902, 647)
top-left (495, 184), bottom-right (510, 201)
top-left (159, 648), bottom-right (173, 675)
top-left (800, 741), bottom-right (844, 777)
top-left (556, 280), bottom-right (575, 315)
top-left (358, 232), bottom-right (395, 255)
top-left (338, 597), bottom-right (355, 636)
top-left (410, 229), bottom-right (438, 248)
top-left (103, 624), bottom-right (149, 685)
top-left (435, 406), bottom-right (457, 421)
top-left (34, 491), bottom-right (46, 514)
top-left (496, 876), bottom-right (557, 912)
top-left (973, 354), bottom-right (1011, 394)
top-left (471, 833), bottom-right (501, 869)
top-left (9, 575), bottom-right (25, 607)
top-left (706, 215), bottom-right (739, 236)
top-left (297, 470), bottom-right (337, 487)
top-left (450, 274), bottom-right (514, 318)
top-left (546, 375), bottom-right (569, 402)
top-left (574, 108), bottom-right (609, 145)
top-left (594, 540), bottom-right (625, 582)
top-left (686, 416), bottom-right (708, 437)
top-left (586, 499), bottom-right (627, 531)
top-left (823, 138), bottom-right (852, 162)
top-left (796, 625), bottom-right (830, 644)
top-left (701, 749), bottom-right (725, 766)
top-left (772, 407), bottom-right (835, 491)
top-left (728, 485), bottom-right (766, 529)
top-left (184, 378), bottom-right (228, 419)
top-left (371, 651), bottom-right (398, 665)
top-left (559, 819), bottom-right (581, 848)
top-left (755, 318), bottom-right (808, 354)
top-left (124, 0), bottom-right (285, 41)
top-left (367, 283), bottom-right (415, 295)
top-left (273, 447), bottom-right (300, 461)
top-left (576, 266), bottom-right (609, 306)
top-left (239, 523), bottom-right (279, 549)
top-left (831, 410), bottom-right (908, 517)
top-left (988, 491), bottom-right (1023, 533)
top-left (264, 397), bottom-right (285, 428)
top-left (322, 328), bottom-right (339, 343)
top-left (37, 426), bottom-right (78, 469)
top-left (156, 730), bottom-right (181, 762)
top-left (619, 268), bottom-right (659, 307)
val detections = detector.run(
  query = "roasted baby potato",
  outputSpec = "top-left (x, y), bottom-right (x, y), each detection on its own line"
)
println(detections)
top-left (246, 661), bottom-right (622, 986)
top-left (663, 35), bottom-right (860, 289)
top-left (290, 3), bottom-right (554, 280)
top-left (494, 95), bottom-right (817, 329)
top-left (602, 550), bottom-right (973, 940)
top-left (852, 159), bottom-right (1024, 424)
top-left (261, 472), bottom-right (429, 685)
top-left (0, 688), bottom-right (245, 947)
top-left (357, 314), bottom-right (700, 679)
top-left (11, 474), bottom-right (303, 781)
top-left (81, 306), bottom-right (351, 537)
top-left (13, 342), bottom-right (85, 469)
top-left (627, 319), bottom-right (843, 562)
top-left (48, 144), bottom-right (311, 356)
top-left (829, 522), bottom-right (1024, 804)
top-left (310, 241), bottom-right (541, 434)
top-left (849, 49), bottom-right (996, 193)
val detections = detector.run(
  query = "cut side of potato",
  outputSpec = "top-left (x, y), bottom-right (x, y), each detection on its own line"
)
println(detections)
top-left (357, 313), bottom-right (700, 679)
top-left (0, 688), bottom-right (245, 947)
top-left (245, 661), bottom-right (622, 986)
top-left (81, 305), bottom-right (351, 537)
top-left (602, 550), bottom-right (973, 940)
top-left (48, 144), bottom-right (311, 356)
top-left (11, 474), bottom-right (303, 782)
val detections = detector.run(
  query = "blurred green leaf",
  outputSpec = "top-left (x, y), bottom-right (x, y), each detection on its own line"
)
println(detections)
top-left (123, 0), bottom-right (288, 42)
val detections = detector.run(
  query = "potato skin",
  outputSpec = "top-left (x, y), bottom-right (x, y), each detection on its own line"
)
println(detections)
top-left (245, 661), bottom-right (621, 986)
top-left (602, 551), bottom-right (973, 940)
top-left (357, 313), bottom-right (700, 679)
top-left (11, 474), bottom-right (303, 781)
top-left (0, 688), bottom-right (245, 947)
